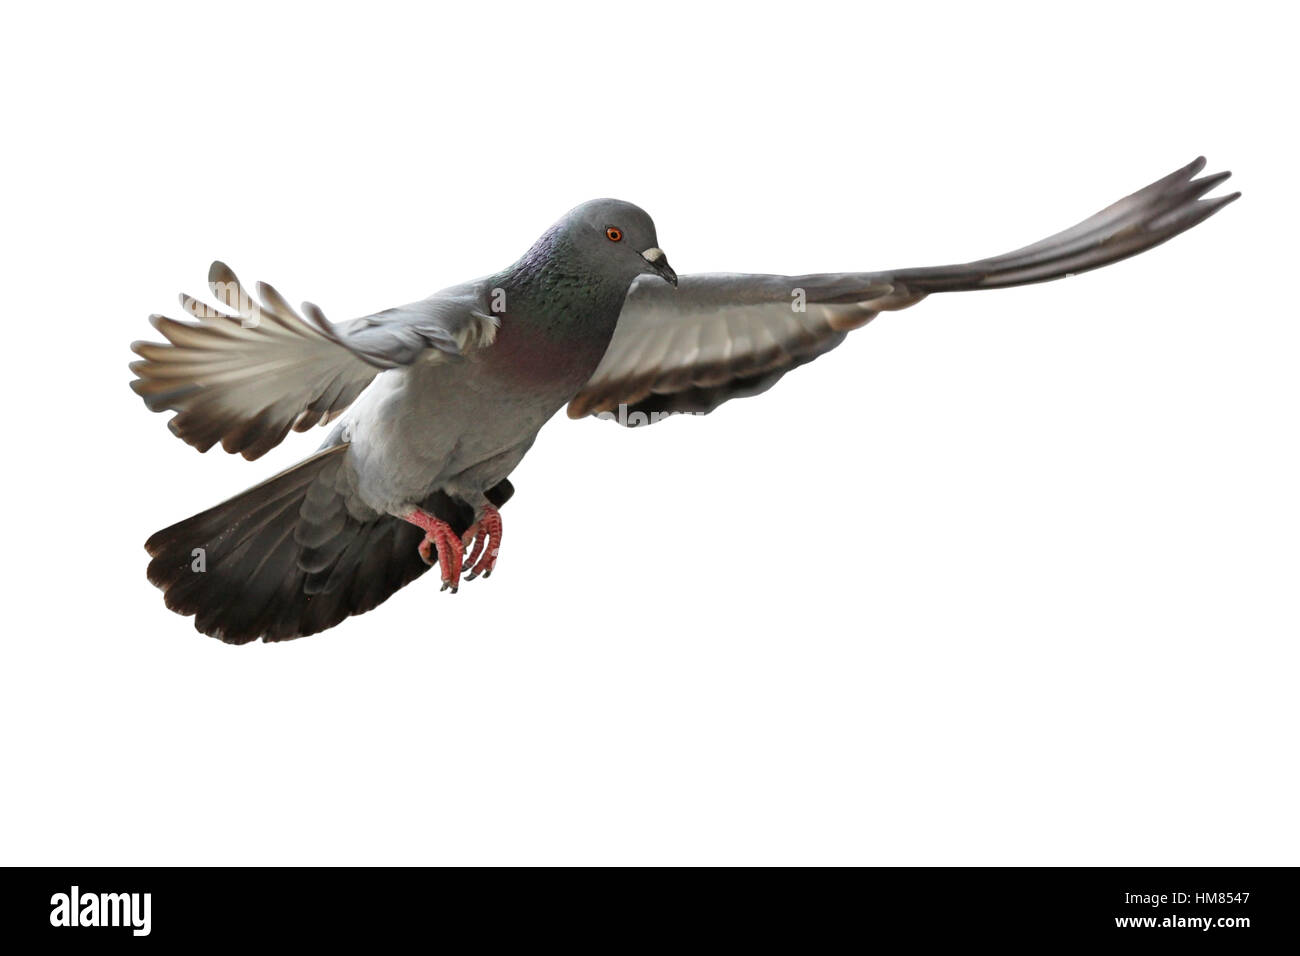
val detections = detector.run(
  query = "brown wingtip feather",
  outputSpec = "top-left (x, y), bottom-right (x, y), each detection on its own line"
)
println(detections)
top-left (208, 260), bottom-right (235, 285)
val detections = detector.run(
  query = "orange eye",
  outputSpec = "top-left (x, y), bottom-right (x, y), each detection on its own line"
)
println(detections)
top-left (606, 226), bottom-right (622, 242)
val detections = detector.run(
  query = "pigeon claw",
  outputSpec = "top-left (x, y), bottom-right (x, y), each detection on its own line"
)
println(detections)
top-left (463, 504), bottom-right (502, 582)
top-left (404, 508), bottom-right (465, 593)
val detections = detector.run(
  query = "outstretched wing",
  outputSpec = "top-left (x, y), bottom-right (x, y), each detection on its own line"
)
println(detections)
top-left (569, 157), bottom-right (1238, 423)
top-left (130, 262), bottom-right (498, 459)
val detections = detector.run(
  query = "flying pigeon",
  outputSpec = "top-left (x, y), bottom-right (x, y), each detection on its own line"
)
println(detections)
top-left (132, 158), bottom-right (1237, 643)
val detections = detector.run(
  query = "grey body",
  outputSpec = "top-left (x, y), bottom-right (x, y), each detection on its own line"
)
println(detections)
top-left (338, 276), bottom-right (618, 518)
top-left (336, 204), bottom-right (657, 518)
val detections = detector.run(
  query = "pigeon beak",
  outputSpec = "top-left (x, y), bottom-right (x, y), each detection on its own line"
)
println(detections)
top-left (641, 247), bottom-right (678, 288)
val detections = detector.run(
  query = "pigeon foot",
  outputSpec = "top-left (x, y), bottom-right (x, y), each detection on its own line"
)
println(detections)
top-left (463, 504), bottom-right (502, 581)
top-left (402, 508), bottom-right (464, 592)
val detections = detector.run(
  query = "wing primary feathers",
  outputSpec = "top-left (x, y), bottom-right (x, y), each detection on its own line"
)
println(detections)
top-left (891, 158), bottom-right (1237, 293)
top-left (130, 261), bottom-right (502, 459)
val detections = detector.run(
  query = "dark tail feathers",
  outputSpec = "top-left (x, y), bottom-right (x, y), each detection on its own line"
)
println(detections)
top-left (145, 445), bottom-right (514, 644)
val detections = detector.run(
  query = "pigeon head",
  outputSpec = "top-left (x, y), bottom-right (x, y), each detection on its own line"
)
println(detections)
top-left (550, 199), bottom-right (677, 289)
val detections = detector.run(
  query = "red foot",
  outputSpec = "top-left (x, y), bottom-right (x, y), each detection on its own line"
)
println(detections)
top-left (463, 504), bottom-right (502, 581)
top-left (402, 509), bottom-right (464, 592)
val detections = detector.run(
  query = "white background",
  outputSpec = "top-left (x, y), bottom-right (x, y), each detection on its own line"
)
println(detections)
top-left (1, 1), bottom-right (1294, 866)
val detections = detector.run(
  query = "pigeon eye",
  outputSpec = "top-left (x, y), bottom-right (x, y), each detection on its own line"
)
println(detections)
top-left (605, 227), bottom-right (623, 242)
